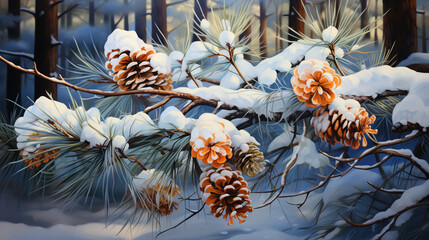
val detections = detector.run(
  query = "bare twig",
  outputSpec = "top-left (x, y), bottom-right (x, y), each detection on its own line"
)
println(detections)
top-left (117, 148), bottom-right (147, 170)
top-left (58, 3), bottom-right (78, 19)
top-left (186, 69), bottom-right (201, 88)
top-left (144, 97), bottom-right (172, 113)
top-left (329, 45), bottom-right (345, 76)
top-left (340, 202), bottom-right (429, 227)
top-left (200, 77), bottom-right (220, 85)
top-left (255, 154), bottom-right (298, 209)
top-left (320, 131), bottom-right (424, 163)
top-left (367, 181), bottom-right (404, 194)
top-left (156, 203), bottom-right (205, 238)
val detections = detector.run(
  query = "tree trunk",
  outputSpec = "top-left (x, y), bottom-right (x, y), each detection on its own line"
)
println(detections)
top-left (89, 1), bottom-right (95, 26)
top-left (360, 0), bottom-right (369, 39)
top-left (66, 2), bottom-right (72, 28)
top-left (279, 9), bottom-right (283, 50)
top-left (374, 0), bottom-right (379, 45)
top-left (192, 0), bottom-right (208, 41)
top-left (383, 0), bottom-right (418, 65)
top-left (104, 0), bottom-right (110, 30)
top-left (110, 15), bottom-right (115, 31)
top-left (239, 21), bottom-right (252, 60)
top-left (7, 0), bottom-right (21, 112)
top-left (124, 0), bottom-right (129, 30)
top-left (151, 0), bottom-right (167, 46)
top-left (259, 0), bottom-right (267, 58)
top-left (288, 0), bottom-right (305, 42)
top-left (135, 0), bottom-right (147, 41)
top-left (34, 0), bottom-right (59, 99)
top-left (422, 13), bottom-right (427, 53)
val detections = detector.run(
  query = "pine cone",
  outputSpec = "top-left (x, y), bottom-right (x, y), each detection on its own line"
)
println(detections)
top-left (292, 60), bottom-right (341, 107)
top-left (311, 99), bottom-right (377, 149)
top-left (20, 148), bottom-right (59, 169)
top-left (190, 122), bottom-right (233, 168)
top-left (199, 163), bottom-right (253, 225)
top-left (230, 142), bottom-right (265, 177)
top-left (136, 183), bottom-right (180, 216)
top-left (105, 46), bottom-right (173, 92)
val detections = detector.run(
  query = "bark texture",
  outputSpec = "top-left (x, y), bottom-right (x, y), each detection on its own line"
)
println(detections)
top-left (151, 0), bottom-right (167, 46)
top-left (288, 0), bottom-right (305, 42)
top-left (34, 0), bottom-right (59, 99)
top-left (383, 0), bottom-right (418, 65)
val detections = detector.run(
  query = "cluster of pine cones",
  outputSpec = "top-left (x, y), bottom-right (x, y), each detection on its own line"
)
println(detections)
top-left (292, 60), bottom-right (377, 149)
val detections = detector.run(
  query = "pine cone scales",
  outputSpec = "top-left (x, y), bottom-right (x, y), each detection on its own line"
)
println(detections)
top-left (136, 184), bottom-right (180, 216)
top-left (231, 142), bottom-right (265, 177)
top-left (200, 163), bottom-right (253, 225)
top-left (20, 148), bottom-right (59, 169)
top-left (311, 99), bottom-right (377, 149)
top-left (292, 59), bottom-right (341, 107)
top-left (105, 46), bottom-right (173, 91)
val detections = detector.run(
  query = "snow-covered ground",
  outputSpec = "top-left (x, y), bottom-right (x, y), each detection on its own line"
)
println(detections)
top-left (0, 166), bottom-right (391, 240)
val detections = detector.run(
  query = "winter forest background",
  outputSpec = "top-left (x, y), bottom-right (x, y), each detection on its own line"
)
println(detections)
top-left (0, 0), bottom-right (429, 239)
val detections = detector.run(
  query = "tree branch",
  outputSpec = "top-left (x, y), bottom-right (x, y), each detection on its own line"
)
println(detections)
top-left (58, 4), bottom-right (78, 19)
top-left (144, 96), bottom-right (172, 113)
top-left (167, 0), bottom-right (188, 7)
top-left (0, 49), bottom-right (34, 61)
top-left (20, 8), bottom-right (36, 17)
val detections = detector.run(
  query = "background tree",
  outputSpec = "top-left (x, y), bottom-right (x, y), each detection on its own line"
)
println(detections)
top-left (151, 0), bottom-right (167, 45)
top-left (34, 0), bottom-right (60, 99)
top-left (288, 0), bottom-right (305, 42)
top-left (6, 0), bottom-right (21, 112)
top-left (360, 0), bottom-right (369, 39)
top-left (259, 0), bottom-right (268, 58)
top-left (135, 0), bottom-right (147, 41)
top-left (192, 0), bottom-right (208, 41)
top-left (239, 21), bottom-right (252, 60)
top-left (383, 0), bottom-right (418, 65)
top-left (89, 1), bottom-right (95, 26)
top-left (374, 0), bottom-right (379, 44)
top-left (123, 0), bottom-right (129, 30)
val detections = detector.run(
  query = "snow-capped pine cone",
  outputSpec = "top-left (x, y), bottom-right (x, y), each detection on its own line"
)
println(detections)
top-left (199, 163), bottom-right (253, 225)
top-left (310, 105), bottom-right (377, 149)
top-left (20, 148), bottom-right (60, 169)
top-left (136, 183), bottom-right (180, 216)
top-left (105, 46), bottom-right (173, 92)
top-left (292, 60), bottom-right (341, 108)
top-left (230, 142), bottom-right (265, 177)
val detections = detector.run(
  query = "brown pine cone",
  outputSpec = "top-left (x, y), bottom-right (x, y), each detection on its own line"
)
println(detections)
top-left (311, 99), bottom-right (377, 149)
top-left (105, 46), bottom-right (173, 92)
top-left (199, 163), bottom-right (253, 225)
top-left (230, 142), bottom-right (265, 177)
top-left (20, 148), bottom-right (59, 169)
top-left (136, 183), bottom-right (180, 216)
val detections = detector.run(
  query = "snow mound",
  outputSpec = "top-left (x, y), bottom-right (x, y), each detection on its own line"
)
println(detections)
top-left (291, 135), bottom-right (330, 169)
top-left (104, 29), bottom-right (145, 56)
top-left (398, 52), bottom-right (429, 67)
top-left (337, 65), bottom-right (428, 96)
top-left (392, 80), bottom-right (429, 127)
